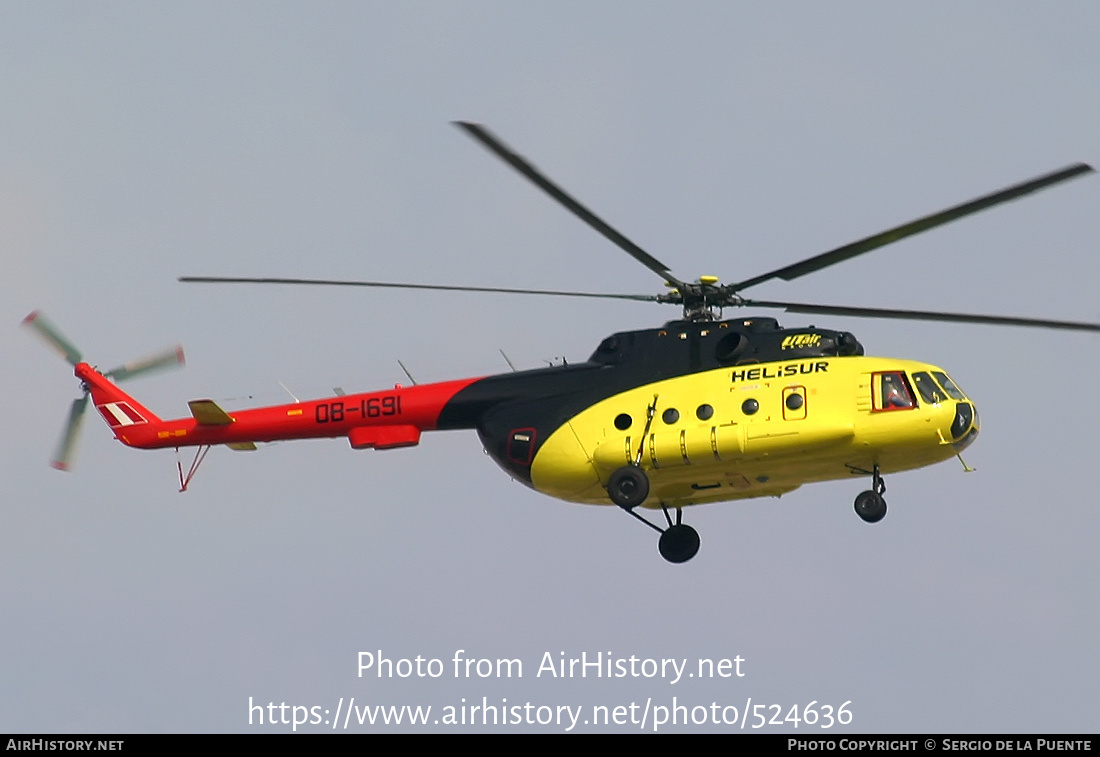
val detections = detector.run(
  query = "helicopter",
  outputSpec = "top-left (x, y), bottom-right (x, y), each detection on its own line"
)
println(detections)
top-left (26, 123), bottom-right (1100, 563)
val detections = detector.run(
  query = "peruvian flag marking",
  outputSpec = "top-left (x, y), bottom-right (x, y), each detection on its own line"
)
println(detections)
top-left (98, 401), bottom-right (147, 427)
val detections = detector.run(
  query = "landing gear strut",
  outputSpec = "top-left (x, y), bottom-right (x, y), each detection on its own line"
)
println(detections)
top-left (607, 464), bottom-right (700, 563)
top-left (854, 465), bottom-right (887, 523)
top-left (658, 508), bottom-right (700, 564)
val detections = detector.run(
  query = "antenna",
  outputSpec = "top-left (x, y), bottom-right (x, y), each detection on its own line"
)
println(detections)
top-left (397, 360), bottom-right (418, 385)
top-left (278, 381), bottom-right (300, 403)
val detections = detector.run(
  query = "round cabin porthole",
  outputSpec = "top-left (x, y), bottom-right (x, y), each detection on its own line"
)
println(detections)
top-left (741, 398), bottom-right (759, 415)
top-left (614, 413), bottom-right (632, 430)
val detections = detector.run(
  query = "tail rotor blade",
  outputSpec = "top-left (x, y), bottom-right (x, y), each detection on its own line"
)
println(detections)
top-left (22, 311), bottom-right (84, 366)
top-left (105, 346), bottom-right (185, 382)
top-left (52, 394), bottom-right (89, 471)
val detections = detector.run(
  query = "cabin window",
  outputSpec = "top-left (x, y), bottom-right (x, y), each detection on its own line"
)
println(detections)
top-left (782, 386), bottom-right (807, 420)
top-left (662, 408), bottom-right (680, 424)
top-left (696, 404), bottom-right (714, 420)
top-left (741, 398), bottom-right (759, 415)
top-left (614, 413), bottom-right (632, 431)
top-left (873, 372), bottom-right (916, 411)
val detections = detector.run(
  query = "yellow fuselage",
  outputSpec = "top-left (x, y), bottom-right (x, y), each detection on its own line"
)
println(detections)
top-left (530, 356), bottom-right (976, 508)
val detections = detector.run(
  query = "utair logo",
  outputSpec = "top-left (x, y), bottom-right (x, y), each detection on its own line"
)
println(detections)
top-left (781, 333), bottom-right (822, 350)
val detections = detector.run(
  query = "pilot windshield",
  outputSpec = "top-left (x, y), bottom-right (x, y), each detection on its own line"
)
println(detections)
top-left (911, 372), bottom-right (946, 404)
top-left (932, 371), bottom-right (966, 400)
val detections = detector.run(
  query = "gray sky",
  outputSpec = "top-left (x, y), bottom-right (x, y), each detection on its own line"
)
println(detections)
top-left (2, 2), bottom-right (1098, 733)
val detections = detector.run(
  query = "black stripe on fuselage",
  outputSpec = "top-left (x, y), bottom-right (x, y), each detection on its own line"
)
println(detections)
top-left (435, 318), bottom-right (850, 486)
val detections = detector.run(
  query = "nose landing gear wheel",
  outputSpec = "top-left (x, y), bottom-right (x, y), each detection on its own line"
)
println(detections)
top-left (853, 464), bottom-right (887, 523)
top-left (659, 524), bottom-right (700, 563)
top-left (854, 490), bottom-right (887, 523)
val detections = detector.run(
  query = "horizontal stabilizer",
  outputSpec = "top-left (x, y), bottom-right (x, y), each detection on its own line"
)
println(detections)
top-left (226, 442), bottom-right (257, 451)
top-left (189, 399), bottom-right (234, 425)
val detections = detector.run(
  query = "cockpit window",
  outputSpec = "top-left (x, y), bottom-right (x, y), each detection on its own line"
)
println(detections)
top-left (873, 371), bottom-right (916, 411)
top-left (911, 372), bottom-right (946, 404)
top-left (932, 371), bottom-right (966, 400)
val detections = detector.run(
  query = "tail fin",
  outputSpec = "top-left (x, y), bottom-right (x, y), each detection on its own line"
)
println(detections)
top-left (76, 362), bottom-right (164, 433)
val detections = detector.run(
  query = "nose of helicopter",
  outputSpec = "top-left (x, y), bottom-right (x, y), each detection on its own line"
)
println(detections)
top-left (950, 399), bottom-right (980, 451)
top-left (909, 366), bottom-right (979, 451)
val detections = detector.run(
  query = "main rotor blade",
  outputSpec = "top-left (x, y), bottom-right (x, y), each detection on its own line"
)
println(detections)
top-left (743, 298), bottom-right (1100, 332)
top-left (52, 394), bottom-right (89, 471)
top-left (179, 276), bottom-right (659, 302)
top-left (454, 121), bottom-right (684, 287)
top-left (104, 346), bottom-right (185, 382)
top-left (22, 311), bottom-right (83, 365)
top-left (731, 163), bottom-right (1095, 291)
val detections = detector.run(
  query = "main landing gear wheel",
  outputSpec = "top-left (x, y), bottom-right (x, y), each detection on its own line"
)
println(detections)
top-left (607, 464), bottom-right (649, 509)
top-left (659, 524), bottom-right (700, 563)
top-left (608, 472), bottom-right (701, 563)
top-left (853, 465), bottom-right (887, 523)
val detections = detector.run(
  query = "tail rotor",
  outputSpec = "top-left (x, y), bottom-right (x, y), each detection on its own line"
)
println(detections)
top-left (52, 395), bottom-right (89, 471)
top-left (23, 311), bottom-right (185, 470)
top-left (104, 346), bottom-right (187, 382)
top-left (22, 310), bottom-right (83, 366)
